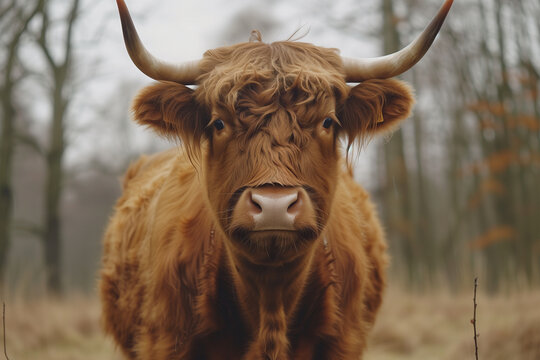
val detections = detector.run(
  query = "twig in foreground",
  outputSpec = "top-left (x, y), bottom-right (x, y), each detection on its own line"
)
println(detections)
top-left (3, 302), bottom-right (10, 360)
top-left (471, 277), bottom-right (479, 360)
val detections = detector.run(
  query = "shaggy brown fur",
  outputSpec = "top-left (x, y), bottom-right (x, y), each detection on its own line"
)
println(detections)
top-left (100, 39), bottom-right (414, 359)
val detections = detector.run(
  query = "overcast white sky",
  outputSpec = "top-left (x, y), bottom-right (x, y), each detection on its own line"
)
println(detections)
top-left (98, 0), bottom-right (380, 80)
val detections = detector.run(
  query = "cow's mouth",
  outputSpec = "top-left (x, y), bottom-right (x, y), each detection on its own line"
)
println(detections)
top-left (222, 184), bottom-right (323, 262)
top-left (231, 227), bottom-right (318, 242)
top-left (230, 227), bottom-right (319, 263)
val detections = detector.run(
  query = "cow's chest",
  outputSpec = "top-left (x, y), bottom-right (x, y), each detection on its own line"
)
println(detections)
top-left (191, 249), bottom-right (338, 360)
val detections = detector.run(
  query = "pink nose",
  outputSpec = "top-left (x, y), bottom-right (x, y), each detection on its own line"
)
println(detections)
top-left (243, 186), bottom-right (305, 231)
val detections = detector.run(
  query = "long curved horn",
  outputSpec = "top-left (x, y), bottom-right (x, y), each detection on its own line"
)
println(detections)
top-left (116, 0), bottom-right (202, 84)
top-left (343, 0), bottom-right (453, 82)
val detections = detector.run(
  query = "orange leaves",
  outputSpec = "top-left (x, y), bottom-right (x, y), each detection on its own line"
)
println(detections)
top-left (479, 114), bottom-right (539, 132)
top-left (467, 100), bottom-right (506, 117)
top-left (466, 100), bottom-right (540, 132)
top-left (464, 149), bottom-right (540, 180)
top-left (517, 71), bottom-right (539, 100)
top-left (468, 177), bottom-right (505, 209)
top-left (506, 115), bottom-right (540, 131)
top-left (464, 150), bottom-right (518, 177)
top-left (484, 150), bottom-right (518, 174)
top-left (469, 226), bottom-right (516, 250)
top-left (464, 149), bottom-right (539, 209)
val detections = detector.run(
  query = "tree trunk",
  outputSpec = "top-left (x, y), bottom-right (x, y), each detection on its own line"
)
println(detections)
top-left (0, 0), bottom-right (43, 292)
top-left (410, 68), bottom-right (437, 287)
top-left (380, 0), bottom-right (417, 286)
top-left (38, 0), bottom-right (79, 295)
top-left (0, 83), bottom-right (15, 291)
top-left (43, 70), bottom-right (67, 294)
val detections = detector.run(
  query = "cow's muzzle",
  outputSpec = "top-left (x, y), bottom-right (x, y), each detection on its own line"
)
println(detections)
top-left (232, 185), bottom-right (316, 232)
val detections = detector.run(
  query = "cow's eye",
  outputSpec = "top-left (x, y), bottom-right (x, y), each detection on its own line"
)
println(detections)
top-left (322, 117), bottom-right (333, 129)
top-left (213, 119), bottom-right (225, 131)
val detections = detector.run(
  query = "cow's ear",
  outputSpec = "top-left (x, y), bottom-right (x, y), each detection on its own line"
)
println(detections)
top-left (338, 79), bottom-right (414, 141)
top-left (132, 82), bottom-right (208, 142)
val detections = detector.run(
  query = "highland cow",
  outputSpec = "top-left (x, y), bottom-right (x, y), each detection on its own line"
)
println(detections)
top-left (100, 0), bottom-right (453, 359)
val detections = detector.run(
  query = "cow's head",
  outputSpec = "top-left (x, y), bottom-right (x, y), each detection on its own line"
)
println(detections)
top-left (117, 0), bottom-right (453, 265)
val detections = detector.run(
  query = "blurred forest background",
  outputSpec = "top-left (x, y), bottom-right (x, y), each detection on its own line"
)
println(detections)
top-left (1, 0), bottom-right (539, 299)
top-left (2, 0), bottom-right (540, 358)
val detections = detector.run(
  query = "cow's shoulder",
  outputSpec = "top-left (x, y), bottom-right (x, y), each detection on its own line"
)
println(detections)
top-left (329, 169), bottom-right (388, 326)
top-left (325, 169), bottom-right (387, 303)
top-left (101, 148), bottom-right (216, 357)
top-left (121, 148), bottom-right (183, 193)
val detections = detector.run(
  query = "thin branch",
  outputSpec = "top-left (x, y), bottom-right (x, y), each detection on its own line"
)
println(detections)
top-left (37, 0), bottom-right (81, 71)
top-left (37, 3), bottom-right (56, 69)
top-left (0, 0), bottom-right (16, 23)
top-left (3, 0), bottom-right (45, 86)
top-left (471, 277), bottom-right (479, 360)
top-left (15, 132), bottom-right (44, 155)
top-left (3, 303), bottom-right (10, 360)
top-left (62, 0), bottom-right (81, 67)
top-left (12, 219), bottom-right (44, 238)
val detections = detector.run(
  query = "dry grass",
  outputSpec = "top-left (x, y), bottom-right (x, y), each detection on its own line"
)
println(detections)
top-left (2, 288), bottom-right (540, 359)
top-left (365, 288), bottom-right (540, 360)
top-left (2, 294), bottom-right (121, 360)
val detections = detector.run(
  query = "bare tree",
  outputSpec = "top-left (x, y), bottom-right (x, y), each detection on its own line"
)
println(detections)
top-left (379, 0), bottom-right (419, 285)
top-left (36, 0), bottom-right (81, 294)
top-left (418, 0), bottom-right (540, 291)
top-left (0, 0), bottom-right (44, 292)
top-left (325, 0), bottom-right (540, 290)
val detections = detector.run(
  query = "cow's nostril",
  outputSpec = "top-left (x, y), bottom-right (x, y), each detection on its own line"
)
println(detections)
top-left (247, 187), bottom-right (303, 231)
top-left (250, 195), bottom-right (261, 208)
top-left (287, 198), bottom-right (299, 212)
top-left (247, 190), bottom-right (263, 214)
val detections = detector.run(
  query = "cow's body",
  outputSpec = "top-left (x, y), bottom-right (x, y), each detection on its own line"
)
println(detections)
top-left (101, 149), bottom-right (387, 359)
top-left (101, 1), bottom-right (453, 359)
